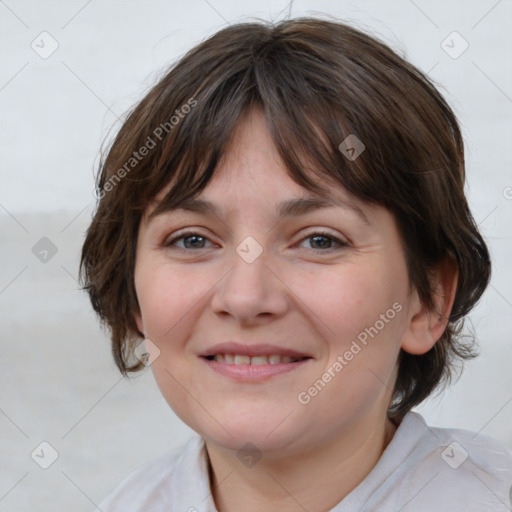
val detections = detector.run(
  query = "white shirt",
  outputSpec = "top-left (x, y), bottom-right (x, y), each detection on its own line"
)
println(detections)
top-left (96, 412), bottom-right (512, 511)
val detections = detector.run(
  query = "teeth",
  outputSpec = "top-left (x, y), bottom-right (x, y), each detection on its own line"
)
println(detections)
top-left (233, 355), bottom-right (251, 365)
top-left (251, 356), bottom-right (268, 365)
top-left (210, 354), bottom-right (303, 365)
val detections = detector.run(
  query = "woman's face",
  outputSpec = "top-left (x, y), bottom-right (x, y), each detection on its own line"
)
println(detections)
top-left (133, 109), bottom-right (423, 455)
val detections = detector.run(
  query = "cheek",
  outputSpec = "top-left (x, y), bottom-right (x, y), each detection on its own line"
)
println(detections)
top-left (134, 262), bottom-right (207, 428)
top-left (135, 261), bottom-right (205, 341)
top-left (295, 265), bottom-right (406, 424)
top-left (301, 261), bottom-right (405, 343)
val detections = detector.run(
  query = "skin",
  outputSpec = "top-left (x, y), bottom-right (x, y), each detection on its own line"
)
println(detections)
top-left (133, 108), bottom-right (458, 512)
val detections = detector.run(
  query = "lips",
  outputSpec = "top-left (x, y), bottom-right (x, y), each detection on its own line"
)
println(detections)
top-left (207, 354), bottom-right (304, 365)
top-left (199, 342), bottom-right (312, 360)
top-left (199, 342), bottom-right (313, 381)
top-left (199, 343), bottom-right (313, 383)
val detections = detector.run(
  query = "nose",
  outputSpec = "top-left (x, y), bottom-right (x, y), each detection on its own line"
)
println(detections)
top-left (210, 242), bottom-right (289, 326)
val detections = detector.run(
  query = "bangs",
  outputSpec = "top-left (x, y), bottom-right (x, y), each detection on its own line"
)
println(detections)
top-left (143, 24), bottom-right (401, 220)
top-left (81, 18), bottom-right (491, 417)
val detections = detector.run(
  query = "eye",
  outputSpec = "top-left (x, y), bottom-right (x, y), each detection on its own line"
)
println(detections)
top-left (298, 230), bottom-right (348, 251)
top-left (163, 231), bottom-right (214, 250)
top-left (163, 230), bottom-right (349, 252)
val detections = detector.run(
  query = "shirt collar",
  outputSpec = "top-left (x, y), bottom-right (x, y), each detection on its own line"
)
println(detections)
top-left (175, 411), bottom-right (427, 512)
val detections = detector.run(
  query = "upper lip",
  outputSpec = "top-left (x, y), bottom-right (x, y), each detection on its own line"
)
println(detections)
top-left (199, 342), bottom-right (312, 359)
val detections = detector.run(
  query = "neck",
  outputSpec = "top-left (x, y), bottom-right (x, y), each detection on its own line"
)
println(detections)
top-left (205, 414), bottom-right (398, 512)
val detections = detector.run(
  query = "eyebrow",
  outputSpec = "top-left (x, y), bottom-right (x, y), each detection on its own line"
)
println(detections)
top-left (148, 196), bottom-right (370, 225)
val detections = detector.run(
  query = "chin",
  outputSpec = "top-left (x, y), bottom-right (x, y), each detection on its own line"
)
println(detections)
top-left (192, 411), bottom-right (304, 455)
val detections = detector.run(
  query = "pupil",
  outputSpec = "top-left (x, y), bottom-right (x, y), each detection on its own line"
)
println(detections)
top-left (185, 236), bottom-right (204, 248)
top-left (312, 235), bottom-right (330, 249)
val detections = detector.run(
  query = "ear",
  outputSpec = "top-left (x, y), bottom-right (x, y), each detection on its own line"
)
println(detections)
top-left (401, 257), bottom-right (459, 355)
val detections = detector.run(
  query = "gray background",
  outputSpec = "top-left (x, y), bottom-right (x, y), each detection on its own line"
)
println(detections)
top-left (0, 0), bottom-right (511, 510)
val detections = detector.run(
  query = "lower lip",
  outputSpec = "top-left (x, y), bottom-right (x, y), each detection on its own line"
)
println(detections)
top-left (201, 357), bottom-right (311, 381)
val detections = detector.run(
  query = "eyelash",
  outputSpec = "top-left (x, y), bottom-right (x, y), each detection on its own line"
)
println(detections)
top-left (163, 230), bottom-right (349, 252)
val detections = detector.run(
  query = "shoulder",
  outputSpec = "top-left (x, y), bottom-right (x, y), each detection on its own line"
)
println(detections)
top-left (95, 434), bottom-right (209, 512)
top-left (393, 412), bottom-right (512, 511)
top-left (406, 411), bottom-right (512, 473)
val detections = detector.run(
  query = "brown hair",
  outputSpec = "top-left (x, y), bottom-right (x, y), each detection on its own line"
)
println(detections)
top-left (79, 16), bottom-right (491, 419)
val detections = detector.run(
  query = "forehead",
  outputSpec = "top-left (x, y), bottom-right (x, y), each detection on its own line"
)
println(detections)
top-left (147, 176), bottom-right (371, 227)
top-left (145, 107), bottom-right (374, 226)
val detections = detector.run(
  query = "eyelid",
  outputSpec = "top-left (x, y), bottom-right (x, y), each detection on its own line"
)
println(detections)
top-left (298, 228), bottom-right (349, 245)
top-left (163, 227), bottom-right (350, 251)
top-left (163, 229), bottom-right (215, 248)
top-left (296, 229), bottom-right (349, 251)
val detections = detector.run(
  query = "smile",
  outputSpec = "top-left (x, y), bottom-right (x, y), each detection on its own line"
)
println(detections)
top-left (201, 354), bottom-right (312, 382)
top-left (204, 354), bottom-right (307, 364)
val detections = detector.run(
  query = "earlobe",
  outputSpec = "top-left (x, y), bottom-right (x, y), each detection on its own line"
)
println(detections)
top-left (401, 257), bottom-right (459, 355)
